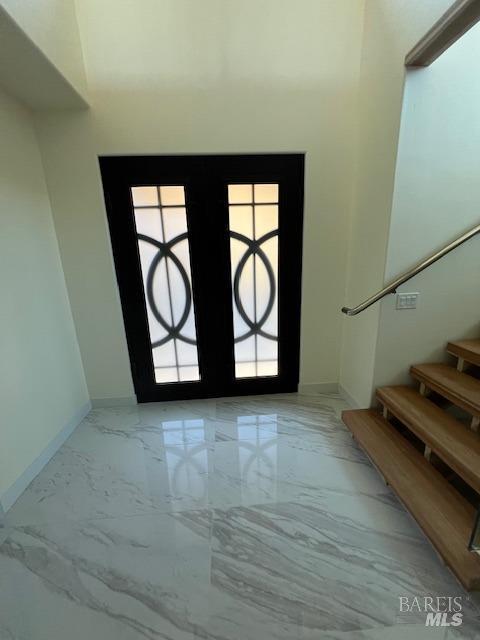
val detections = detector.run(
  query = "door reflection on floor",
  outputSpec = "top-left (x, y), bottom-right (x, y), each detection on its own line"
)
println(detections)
top-left (145, 414), bottom-right (281, 506)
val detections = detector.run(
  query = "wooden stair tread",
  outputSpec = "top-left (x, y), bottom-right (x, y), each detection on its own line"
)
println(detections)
top-left (377, 386), bottom-right (480, 494)
top-left (342, 409), bottom-right (480, 591)
top-left (448, 339), bottom-right (480, 367)
top-left (411, 363), bottom-right (480, 417)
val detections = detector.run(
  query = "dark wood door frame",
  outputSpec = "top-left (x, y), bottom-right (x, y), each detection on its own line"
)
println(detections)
top-left (100, 154), bottom-right (305, 403)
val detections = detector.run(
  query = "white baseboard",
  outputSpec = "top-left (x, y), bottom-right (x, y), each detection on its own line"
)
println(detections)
top-left (0, 401), bottom-right (92, 513)
top-left (91, 395), bottom-right (137, 408)
top-left (338, 384), bottom-right (361, 409)
top-left (297, 382), bottom-right (339, 395)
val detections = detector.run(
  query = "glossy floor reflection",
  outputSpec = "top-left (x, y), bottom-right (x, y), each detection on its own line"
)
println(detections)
top-left (1, 392), bottom-right (479, 639)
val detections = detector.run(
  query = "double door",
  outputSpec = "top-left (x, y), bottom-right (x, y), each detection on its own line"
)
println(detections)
top-left (100, 154), bottom-right (304, 402)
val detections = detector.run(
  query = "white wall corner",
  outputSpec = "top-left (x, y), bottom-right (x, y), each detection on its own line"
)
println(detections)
top-left (338, 384), bottom-right (362, 409)
top-left (298, 382), bottom-right (339, 395)
top-left (0, 401), bottom-right (92, 513)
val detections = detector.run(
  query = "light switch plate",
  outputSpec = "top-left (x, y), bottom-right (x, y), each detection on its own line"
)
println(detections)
top-left (396, 292), bottom-right (419, 310)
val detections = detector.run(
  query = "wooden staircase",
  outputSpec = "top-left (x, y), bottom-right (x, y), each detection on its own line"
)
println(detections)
top-left (342, 339), bottom-right (480, 591)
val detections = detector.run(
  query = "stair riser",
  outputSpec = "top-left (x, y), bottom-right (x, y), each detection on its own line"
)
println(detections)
top-left (447, 344), bottom-right (480, 368)
top-left (411, 371), bottom-right (480, 418)
top-left (376, 395), bottom-right (480, 495)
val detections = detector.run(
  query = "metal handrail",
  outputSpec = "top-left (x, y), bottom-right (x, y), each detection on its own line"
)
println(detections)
top-left (342, 222), bottom-right (480, 316)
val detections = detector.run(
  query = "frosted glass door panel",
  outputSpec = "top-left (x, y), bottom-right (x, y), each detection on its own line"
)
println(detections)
top-left (131, 186), bottom-right (200, 383)
top-left (228, 184), bottom-right (279, 378)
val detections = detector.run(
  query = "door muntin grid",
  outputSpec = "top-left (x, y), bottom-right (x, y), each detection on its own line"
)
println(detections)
top-left (131, 185), bottom-right (200, 384)
top-left (228, 184), bottom-right (279, 379)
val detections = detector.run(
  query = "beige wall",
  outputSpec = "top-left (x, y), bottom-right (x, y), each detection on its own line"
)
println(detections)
top-left (340, 0), bottom-right (454, 407)
top-left (35, 109), bottom-right (136, 402)
top-left (0, 87), bottom-right (89, 504)
top-left (373, 23), bottom-right (480, 389)
top-left (36, 0), bottom-right (366, 400)
top-left (0, 0), bottom-right (88, 101)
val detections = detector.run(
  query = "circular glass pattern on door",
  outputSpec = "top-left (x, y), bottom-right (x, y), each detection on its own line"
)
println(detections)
top-left (131, 185), bottom-right (200, 384)
top-left (228, 183), bottom-right (279, 379)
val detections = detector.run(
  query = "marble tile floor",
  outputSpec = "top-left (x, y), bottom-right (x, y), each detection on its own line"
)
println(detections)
top-left (1, 392), bottom-right (479, 639)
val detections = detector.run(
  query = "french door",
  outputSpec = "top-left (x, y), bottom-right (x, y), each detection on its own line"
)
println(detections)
top-left (100, 155), bottom-right (304, 402)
